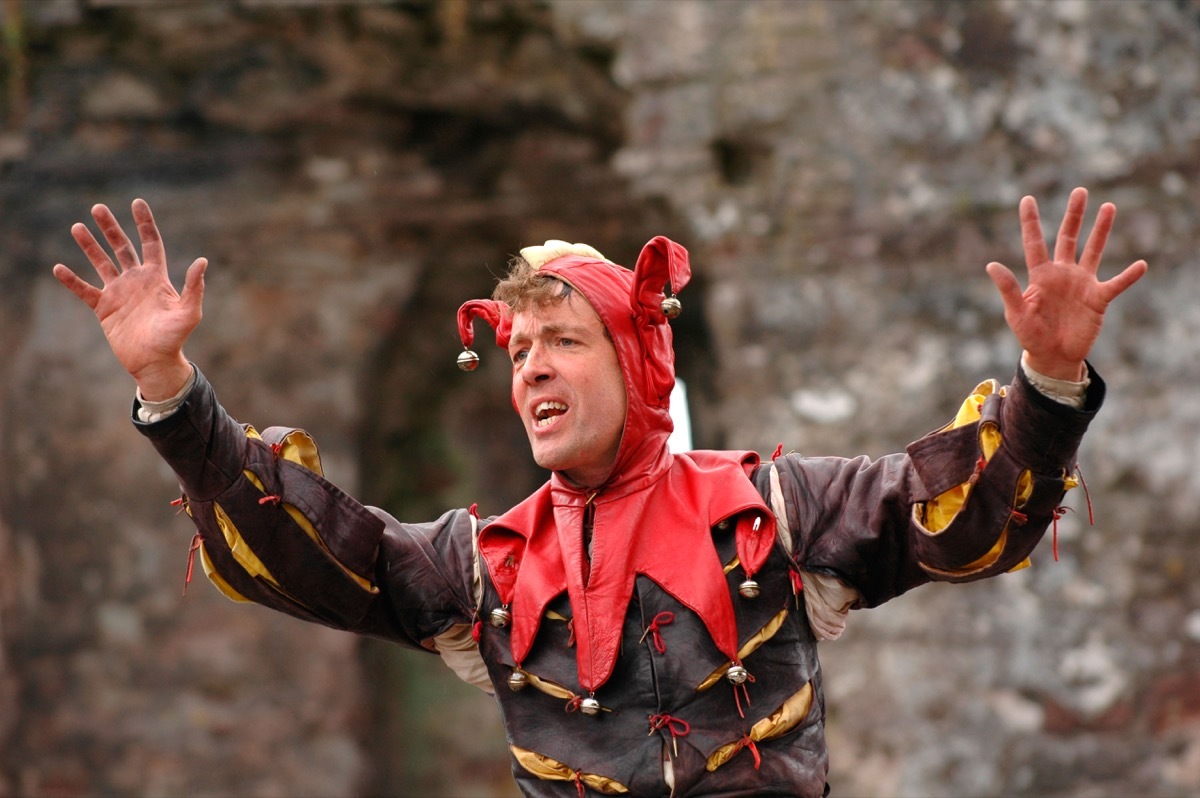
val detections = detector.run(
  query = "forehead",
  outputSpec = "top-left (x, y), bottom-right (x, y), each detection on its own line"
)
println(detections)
top-left (509, 294), bottom-right (606, 341)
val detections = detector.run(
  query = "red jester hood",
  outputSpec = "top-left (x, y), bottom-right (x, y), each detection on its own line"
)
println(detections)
top-left (457, 237), bottom-right (776, 694)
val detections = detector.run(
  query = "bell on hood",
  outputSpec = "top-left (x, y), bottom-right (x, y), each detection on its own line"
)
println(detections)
top-left (457, 348), bottom-right (480, 371)
top-left (489, 605), bottom-right (512, 628)
top-left (660, 294), bottom-right (682, 319)
top-left (507, 669), bottom-right (529, 691)
top-left (579, 695), bottom-right (602, 716)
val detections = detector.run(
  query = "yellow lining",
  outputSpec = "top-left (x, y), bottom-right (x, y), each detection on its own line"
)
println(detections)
top-left (200, 425), bottom-right (375, 596)
top-left (198, 543), bottom-right (252, 603)
top-left (212, 501), bottom-right (279, 586)
top-left (919, 472), bottom-right (1035, 578)
top-left (517, 669), bottom-right (576, 701)
top-left (511, 746), bottom-right (629, 794)
top-left (697, 608), bottom-right (789, 691)
top-left (242, 469), bottom-right (375, 593)
top-left (706, 682), bottom-right (815, 771)
top-left (917, 381), bottom-right (1003, 533)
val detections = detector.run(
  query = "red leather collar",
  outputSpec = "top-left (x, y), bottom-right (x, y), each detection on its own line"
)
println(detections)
top-left (479, 450), bottom-right (775, 692)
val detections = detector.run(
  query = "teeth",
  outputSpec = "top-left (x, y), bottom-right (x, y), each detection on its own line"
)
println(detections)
top-left (535, 401), bottom-right (567, 428)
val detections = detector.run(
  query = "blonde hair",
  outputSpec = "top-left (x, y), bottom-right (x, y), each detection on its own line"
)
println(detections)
top-left (491, 255), bottom-right (572, 312)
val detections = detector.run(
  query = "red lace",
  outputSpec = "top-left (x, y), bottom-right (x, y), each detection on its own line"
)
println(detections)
top-left (648, 713), bottom-right (691, 739)
top-left (649, 712), bottom-right (691, 757)
top-left (1051, 505), bottom-right (1074, 562)
top-left (732, 735), bottom-right (761, 769)
top-left (640, 611), bottom-right (675, 654)
top-left (182, 533), bottom-right (202, 596)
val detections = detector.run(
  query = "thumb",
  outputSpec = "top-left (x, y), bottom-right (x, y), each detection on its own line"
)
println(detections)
top-left (181, 257), bottom-right (208, 316)
top-left (985, 261), bottom-right (1024, 314)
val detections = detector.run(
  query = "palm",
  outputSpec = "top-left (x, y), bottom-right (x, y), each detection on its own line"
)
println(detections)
top-left (53, 199), bottom-right (207, 398)
top-left (986, 188), bottom-right (1147, 380)
top-left (93, 258), bottom-right (197, 375)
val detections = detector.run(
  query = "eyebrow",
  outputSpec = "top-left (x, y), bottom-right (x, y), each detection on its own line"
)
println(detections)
top-left (509, 322), bottom-right (593, 347)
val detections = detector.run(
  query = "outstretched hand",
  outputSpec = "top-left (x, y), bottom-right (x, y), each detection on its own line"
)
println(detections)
top-left (986, 186), bottom-right (1147, 381)
top-left (52, 199), bottom-right (207, 400)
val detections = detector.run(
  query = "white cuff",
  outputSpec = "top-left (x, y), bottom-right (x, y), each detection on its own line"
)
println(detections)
top-left (1020, 353), bottom-right (1088, 410)
top-left (135, 366), bottom-right (197, 423)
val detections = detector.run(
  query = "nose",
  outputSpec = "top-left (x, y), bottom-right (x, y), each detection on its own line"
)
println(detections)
top-left (521, 343), bottom-right (554, 384)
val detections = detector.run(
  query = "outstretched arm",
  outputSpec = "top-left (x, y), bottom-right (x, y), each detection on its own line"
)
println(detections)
top-left (986, 186), bottom-right (1147, 381)
top-left (52, 199), bottom-right (207, 400)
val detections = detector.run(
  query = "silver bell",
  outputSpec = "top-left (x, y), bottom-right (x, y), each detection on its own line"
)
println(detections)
top-left (726, 664), bottom-right (749, 685)
top-left (507, 670), bottom-right (529, 691)
top-left (738, 579), bottom-right (761, 599)
top-left (489, 606), bottom-right (511, 628)
top-left (660, 295), bottom-right (682, 319)
top-left (579, 696), bottom-right (601, 716)
top-left (457, 349), bottom-right (480, 371)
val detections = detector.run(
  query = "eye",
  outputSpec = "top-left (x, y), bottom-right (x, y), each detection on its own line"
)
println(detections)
top-left (558, 338), bottom-right (577, 348)
top-left (511, 349), bottom-right (528, 364)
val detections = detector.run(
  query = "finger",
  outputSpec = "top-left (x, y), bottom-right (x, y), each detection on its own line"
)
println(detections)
top-left (1098, 259), bottom-right (1148, 303)
top-left (1079, 202), bottom-right (1115, 274)
top-left (52, 263), bottom-right (102, 309)
top-left (1019, 195), bottom-right (1050, 270)
top-left (180, 258), bottom-right (208, 317)
top-left (131, 198), bottom-right (167, 271)
top-left (986, 261), bottom-right (1025, 313)
top-left (91, 203), bottom-right (141, 272)
top-left (1053, 187), bottom-right (1088, 264)
top-left (71, 222), bottom-right (120, 283)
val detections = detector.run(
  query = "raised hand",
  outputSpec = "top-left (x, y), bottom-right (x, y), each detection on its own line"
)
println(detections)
top-left (985, 187), bottom-right (1147, 381)
top-left (52, 199), bottom-right (207, 400)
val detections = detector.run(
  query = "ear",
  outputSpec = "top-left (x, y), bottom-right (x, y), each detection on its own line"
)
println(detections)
top-left (632, 236), bottom-right (691, 322)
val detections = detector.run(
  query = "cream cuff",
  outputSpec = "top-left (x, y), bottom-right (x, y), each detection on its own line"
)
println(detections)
top-left (1019, 353), bottom-right (1088, 410)
top-left (134, 366), bottom-right (197, 424)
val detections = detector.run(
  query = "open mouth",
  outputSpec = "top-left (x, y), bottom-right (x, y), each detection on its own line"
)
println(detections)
top-left (534, 401), bottom-right (568, 429)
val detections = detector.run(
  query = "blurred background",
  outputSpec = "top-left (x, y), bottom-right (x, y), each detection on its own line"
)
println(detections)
top-left (1, 0), bottom-right (1197, 795)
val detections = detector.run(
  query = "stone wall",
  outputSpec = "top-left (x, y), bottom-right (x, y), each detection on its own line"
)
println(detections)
top-left (1, 1), bottom-right (1197, 796)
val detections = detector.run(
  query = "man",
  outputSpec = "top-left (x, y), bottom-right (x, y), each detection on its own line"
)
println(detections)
top-left (53, 188), bottom-right (1145, 796)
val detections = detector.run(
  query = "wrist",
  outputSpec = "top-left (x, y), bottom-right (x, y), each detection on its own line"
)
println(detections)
top-left (1021, 352), bottom-right (1086, 383)
top-left (134, 356), bottom-right (194, 402)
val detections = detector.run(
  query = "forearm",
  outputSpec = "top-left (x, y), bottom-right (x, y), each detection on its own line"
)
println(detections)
top-left (134, 367), bottom-right (474, 640)
top-left (773, 362), bottom-right (1103, 608)
top-left (133, 365), bottom-right (248, 501)
top-left (906, 363), bottom-right (1103, 583)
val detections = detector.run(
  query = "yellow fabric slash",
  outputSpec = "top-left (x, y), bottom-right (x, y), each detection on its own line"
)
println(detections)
top-left (511, 746), bottom-right (629, 794)
top-left (917, 380), bottom-right (1001, 534)
top-left (212, 501), bottom-right (279, 586)
top-left (520, 670), bottom-right (576, 701)
top-left (198, 544), bottom-right (252, 603)
top-left (697, 609), bottom-right (789, 691)
top-left (200, 426), bottom-right (375, 596)
top-left (706, 682), bottom-right (815, 771)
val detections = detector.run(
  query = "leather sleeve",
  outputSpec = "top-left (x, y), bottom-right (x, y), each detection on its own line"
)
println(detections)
top-left (764, 364), bottom-right (1105, 608)
top-left (134, 367), bottom-right (476, 647)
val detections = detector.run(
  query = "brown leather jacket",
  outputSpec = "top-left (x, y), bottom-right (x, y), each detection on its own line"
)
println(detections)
top-left (137, 364), bottom-right (1102, 796)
